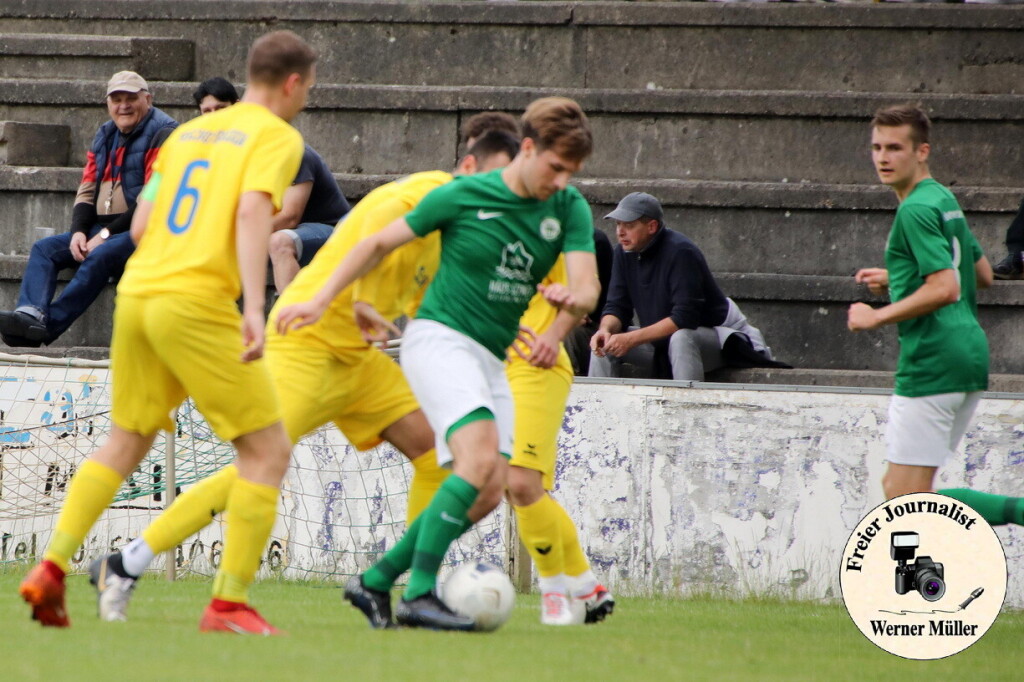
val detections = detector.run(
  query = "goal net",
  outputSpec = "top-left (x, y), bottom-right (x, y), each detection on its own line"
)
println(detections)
top-left (0, 352), bottom-right (509, 582)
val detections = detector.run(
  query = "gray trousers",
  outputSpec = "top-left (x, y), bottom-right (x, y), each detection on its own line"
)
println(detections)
top-left (588, 327), bottom-right (724, 381)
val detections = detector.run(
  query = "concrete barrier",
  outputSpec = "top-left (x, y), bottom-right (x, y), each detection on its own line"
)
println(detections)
top-left (0, 33), bottom-right (193, 81)
top-left (3, 359), bottom-right (1023, 604)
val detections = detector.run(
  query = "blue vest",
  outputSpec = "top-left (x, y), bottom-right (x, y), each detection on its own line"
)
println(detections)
top-left (89, 106), bottom-right (177, 206)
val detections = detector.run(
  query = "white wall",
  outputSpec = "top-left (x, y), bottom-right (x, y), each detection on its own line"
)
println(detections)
top-left (2, 361), bottom-right (1023, 605)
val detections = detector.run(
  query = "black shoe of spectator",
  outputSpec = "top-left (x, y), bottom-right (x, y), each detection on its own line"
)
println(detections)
top-left (0, 330), bottom-right (42, 348)
top-left (0, 310), bottom-right (48, 342)
top-left (993, 252), bottom-right (1024, 280)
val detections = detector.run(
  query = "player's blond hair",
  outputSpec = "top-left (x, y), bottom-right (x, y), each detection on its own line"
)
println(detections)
top-left (872, 104), bottom-right (931, 148)
top-left (247, 30), bottom-right (317, 86)
top-left (521, 97), bottom-right (593, 162)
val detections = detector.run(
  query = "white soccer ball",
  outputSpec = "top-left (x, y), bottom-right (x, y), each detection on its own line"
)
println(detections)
top-left (441, 561), bottom-right (516, 631)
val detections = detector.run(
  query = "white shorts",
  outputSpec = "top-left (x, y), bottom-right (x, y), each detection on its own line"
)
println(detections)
top-left (400, 319), bottom-right (514, 468)
top-left (885, 391), bottom-right (983, 467)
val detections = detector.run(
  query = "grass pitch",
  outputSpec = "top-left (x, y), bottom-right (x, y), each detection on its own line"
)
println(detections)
top-left (2, 572), bottom-right (1023, 681)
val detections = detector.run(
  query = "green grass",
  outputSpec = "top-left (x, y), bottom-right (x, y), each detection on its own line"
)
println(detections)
top-left (2, 572), bottom-right (1023, 681)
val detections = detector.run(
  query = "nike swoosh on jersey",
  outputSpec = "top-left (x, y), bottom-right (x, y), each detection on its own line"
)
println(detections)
top-left (477, 210), bottom-right (504, 220)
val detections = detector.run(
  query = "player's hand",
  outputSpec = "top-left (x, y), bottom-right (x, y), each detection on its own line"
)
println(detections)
top-left (353, 301), bottom-right (401, 345)
top-left (847, 302), bottom-right (880, 332)
top-left (528, 331), bottom-right (560, 369)
top-left (509, 324), bottom-right (537, 362)
top-left (538, 283), bottom-right (578, 313)
top-left (275, 299), bottom-right (325, 334)
top-left (855, 268), bottom-right (889, 296)
top-left (69, 232), bottom-right (89, 262)
top-left (590, 328), bottom-right (612, 357)
top-left (240, 310), bottom-right (266, 362)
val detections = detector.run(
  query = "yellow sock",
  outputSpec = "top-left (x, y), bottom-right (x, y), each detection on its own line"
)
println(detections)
top-left (142, 465), bottom-right (238, 554)
top-left (44, 460), bottom-right (123, 572)
top-left (514, 494), bottom-right (565, 578)
top-left (407, 449), bottom-right (449, 525)
top-left (212, 477), bottom-right (278, 604)
top-left (555, 498), bottom-right (592, 577)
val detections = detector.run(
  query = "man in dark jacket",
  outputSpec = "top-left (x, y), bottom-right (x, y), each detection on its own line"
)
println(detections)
top-left (589, 192), bottom-right (776, 381)
top-left (0, 71), bottom-right (177, 346)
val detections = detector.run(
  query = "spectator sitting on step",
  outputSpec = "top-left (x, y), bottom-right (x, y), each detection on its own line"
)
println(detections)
top-left (992, 196), bottom-right (1024, 280)
top-left (0, 71), bottom-right (177, 348)
top-left (192, 76), bottom-right (239, 115)
top-left (267, 144), bottom-right (351, 293)
top-left (589, 192), bottom-right (787, 381)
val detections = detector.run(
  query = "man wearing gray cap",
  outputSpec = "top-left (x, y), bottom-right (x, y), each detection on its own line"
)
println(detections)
top-left (0, 71), bottom-right (177, 347)
top-left (589, 192), bottom-right (779, 381)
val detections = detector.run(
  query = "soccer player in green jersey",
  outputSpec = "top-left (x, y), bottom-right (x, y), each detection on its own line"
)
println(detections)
top-left (849, 105), bottom-right (1024, 526)
top-left (277, 97), bottom-right (600, 630)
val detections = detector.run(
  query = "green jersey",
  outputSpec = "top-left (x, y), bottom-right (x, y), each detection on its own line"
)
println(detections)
top-left (404, 169), bottom-right (595, 359)
top-left (885, 178), bottom-right (988, 397)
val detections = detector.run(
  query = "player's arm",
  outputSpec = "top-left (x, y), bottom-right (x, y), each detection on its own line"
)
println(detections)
top-left (350, 195), bottom-right (421, 310)
top-left (236, 190), bottom-right (277, 361)
top-left (975, 255), bottom-right (993, 289)
top-left (276, 217), bottom-right (417, 333)
top-left (129, 171), bottom-right (161, 245)
top-left (848, 268), bottom-right (959, 331)
top-left (855, 267), bottom-right (889, 296)
top-left (522, 308), bottom-right (580, 369)
top-left (270, 181), bottom-right (313, 232)
top-left (539, 250), bottom-right (599, 320)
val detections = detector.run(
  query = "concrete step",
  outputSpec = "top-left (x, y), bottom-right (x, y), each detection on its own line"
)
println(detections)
top-left (0, 33), bottom-right (193, 80)
top-left (719, 273), bottom-right (1024, 376)
top-left (5, 350), bottom-right (1023, 396)
top-left (2, 79), bottom-right (1023, 186)
top-left (703, 367), bottom-right (1024, 394)
top-left (0, 121), bottom-right (68, 166)
top-left (1, 2), bottom-right (1022, 94)
top-left (2, 165), bottom-right (1019, 276)
top-left (2, 263), bottom-right (1022, 375)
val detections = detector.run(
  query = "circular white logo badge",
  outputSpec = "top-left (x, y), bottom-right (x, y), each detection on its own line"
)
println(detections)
top-left (840, 492), bottom-right (1006, 660)
top-left (540, 217), bottom-right (561, 241)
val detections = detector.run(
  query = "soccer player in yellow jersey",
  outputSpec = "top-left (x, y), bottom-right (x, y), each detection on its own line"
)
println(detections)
top-left (507, 256), bottom-right (615, 625)
top-left (82, 129), bottom-right (521, 627)
top-left (19, 31), bottom-right (314, 635)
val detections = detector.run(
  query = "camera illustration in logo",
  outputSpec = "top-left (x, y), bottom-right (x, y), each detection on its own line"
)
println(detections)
top-left (891, 531), bottom-right (945, 602)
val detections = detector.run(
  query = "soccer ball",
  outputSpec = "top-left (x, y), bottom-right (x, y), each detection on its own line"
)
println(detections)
top-left (441, 561), bottom-right (515, 631)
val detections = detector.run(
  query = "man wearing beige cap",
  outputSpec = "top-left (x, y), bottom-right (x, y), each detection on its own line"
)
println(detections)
top-left (0, 70), bottom-right (177, 347)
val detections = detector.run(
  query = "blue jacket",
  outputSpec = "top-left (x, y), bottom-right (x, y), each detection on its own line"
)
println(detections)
top-left (88, 106), bottom-right (177, 206)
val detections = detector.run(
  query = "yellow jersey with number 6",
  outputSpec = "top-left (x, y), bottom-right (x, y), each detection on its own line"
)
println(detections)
top-left (118, 102), bottom-right (303, 301)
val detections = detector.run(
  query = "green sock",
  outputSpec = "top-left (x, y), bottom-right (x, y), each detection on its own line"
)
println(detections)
top-left (404, 475), bottom-right (479, 600)
top-left (363, 515), bottom-right (424, 592)
top-left (938, 488), bottom-right (1024, 526)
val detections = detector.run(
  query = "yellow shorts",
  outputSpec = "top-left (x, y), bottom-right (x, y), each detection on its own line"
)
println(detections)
top-left (264, 336), bottom-right (421, 450)
top-left (506, 350), bottom-right (572, 490)
top-left (110, 294), bottom-right (281, 442)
